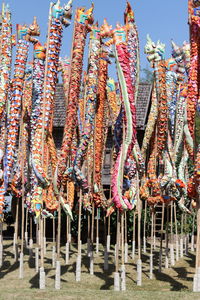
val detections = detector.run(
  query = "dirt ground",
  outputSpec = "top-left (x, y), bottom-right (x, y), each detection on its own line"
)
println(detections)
top-left (0, 239), bottom-right (199, 300)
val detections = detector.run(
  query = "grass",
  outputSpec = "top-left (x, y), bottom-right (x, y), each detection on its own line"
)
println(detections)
top-left (0, 239), bottom-right (199, 300)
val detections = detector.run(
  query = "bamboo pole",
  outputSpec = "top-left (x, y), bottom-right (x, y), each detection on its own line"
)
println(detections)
top-left (104, 212), bottom-right (108, 270)
top-left (143, 200), bottom-right (147, 253)
top-left (107, 215), bottom-right (111, 252)
top-left (193, 201), bottom-right (200, 292)
top-left (14, 197), bottom-right (19, 261)
top-left (124, 211), bottom-right (128, 263)
top-left (170, 202), bottom-right (175, 266)
top-left (65, 214), bottom-right (69, 265)
top-left (149, 210), bottom-right (154, 279)
top-left (159, 203), bottom-right (165, 272)
top-left (55, 202), bottom-right (61, 289)
top-left (90, 203), bottom-right (94, 275)
top-left (19, 129), bottom-right (25, 278)
top-left (43, 217), bottom-right (46, 255)
top-left (132, 211), bottom-right (136, 260)
top-left (174, 202), bottom-right (179, 261)
top-left (57, 202), bottom-right (61, 260)
top-left (191, 212), bottom-right (195, 251)
top-left (96, 208), bottom-right (99, 254)
top-left (153, 210), bottom-right (156, 250)
top-left (39, 2), bottom-right (53, 290)
top-left (114, 209), bottom-right (120, 291)
top-left (29, 215), bottom-right (33, 256)
top-left (180, 213), bottom-right (184, 258)
top-left (52, 217), bottom-right (56, 268)
top-left (137, 172), bottom-right (142, 286)
top-left (121, 213), bottom-right (126, 291)
top-left (76, 191), bottom-right (82, 282)
top-left (25, 208), bottom-right (28, 247)
top-left (87, 211), bottom-right (91, 257)
top-left (165, 204), bottom-right (169, 269)
top-left (184, 213), bottom-right (188, 255)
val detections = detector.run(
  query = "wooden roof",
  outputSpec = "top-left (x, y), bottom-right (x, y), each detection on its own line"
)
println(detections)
top-left (53, 83), bottom-right (152, 129)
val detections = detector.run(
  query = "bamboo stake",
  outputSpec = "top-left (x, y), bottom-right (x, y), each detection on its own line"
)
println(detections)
top-left (39, 2), bottom-right (54, 290)
top-left (57, 202), bottom-right (61, 259)
top-left (174, 203), bottom-right (179, 261)
top-left (193, 200), bottom-right (200, 292)
top-left (165, 204), bottom-right (169, 269)
top-left (120, 213), bottom-right (126, 291)
top-left (43, 217), bottom-right (46, 255)
top-left (96, 208), bottom-right (99, 254)
top-left (0, 222), bottom-right (3, 267)
top-left (184, 213), bottom-right (188, 255)
top-left (52, 217), bottom-right (56, 268)
top-left (76, 191), bottom-right (82, 282)
top-left (143, 200), bottom-right (147, 253)
top-left (159, 203), bottom-right (165, 272)
top-left (19, 132), bottom-right (25, 278)
top-left (25, 208), bottom-right (28, 248)
top-left (124, 211), bottom-right (128, 263)
top-left (137, 172), bottom-right (142, 286)
top-left (153, 210), bottom-right (156, 250)
top-left (65, 215), bottom-right (69, 265)
top-left (149, 209), bottom-right (154, 279)
top-left (121, 213), bottom-right (125, 266)
top-left (132, 211), bottom-right (136, 260)
top-left (29, 216), bottom-right (33, 256)
top-left (180, 213), bottom-right (184, 258)
top-left (104, 212), bottom-right (108, 270)
top-left (14, 197), bottom-right (19, 261)
top-left (107, 146), bottom-right (113, 254)
top-left (191, 212), bottom-right (195, 252)
top-left (66, 215), bottom-right (69, 242)
top-left (170, 202), bottom-right (175, 266)
top-left (87, 211), bottom-right (91, 257)
top-left (114, 209), bottom-right (120, 291)
top-left (90, 203), bottom-right (94, 275)
top-left (55, 202), bottom-right (61, 289)
top-left (107, 215), bottom-right (111, 252)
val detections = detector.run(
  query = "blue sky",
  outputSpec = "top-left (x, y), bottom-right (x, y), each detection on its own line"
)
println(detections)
top-left (6, 0), bottom-right (188, 78)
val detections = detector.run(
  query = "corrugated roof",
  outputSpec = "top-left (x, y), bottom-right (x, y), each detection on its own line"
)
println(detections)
top-left (53, 83), bottom-right (152, 129)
